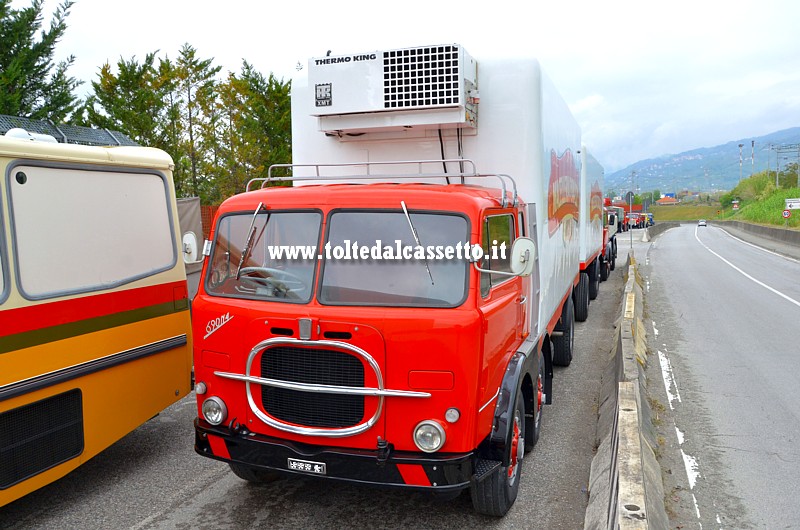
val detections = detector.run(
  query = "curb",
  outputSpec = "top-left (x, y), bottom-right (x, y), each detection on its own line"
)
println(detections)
top-left (584, 255), bottom-right (669, 530)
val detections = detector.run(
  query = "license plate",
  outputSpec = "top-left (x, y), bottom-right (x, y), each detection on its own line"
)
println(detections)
top-left (287, 458), bottom-right (327, 475)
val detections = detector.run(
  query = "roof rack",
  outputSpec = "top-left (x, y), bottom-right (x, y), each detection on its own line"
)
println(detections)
top-left (247, 159), bottom-right (518, 207)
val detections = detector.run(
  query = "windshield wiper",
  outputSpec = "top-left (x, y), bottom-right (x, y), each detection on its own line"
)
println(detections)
top-left (236, 202), bottom-right (266, 280)
top-left (401, 200), bottom-right (434, 285)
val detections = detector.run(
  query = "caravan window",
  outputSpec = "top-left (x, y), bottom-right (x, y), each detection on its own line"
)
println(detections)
top-left (8, 164), bottom-right (176, 300)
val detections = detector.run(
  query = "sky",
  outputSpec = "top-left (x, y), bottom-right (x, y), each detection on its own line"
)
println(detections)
top-left (15, 0), bottom-right (800, 173)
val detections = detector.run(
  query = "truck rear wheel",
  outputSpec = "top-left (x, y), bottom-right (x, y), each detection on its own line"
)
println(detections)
top-left (229, 462), bottom-right (281, 483)
top-left (588, 261), bottom-right (600, 300)
top-left (526, 349), bottom-right (544, 450)
top-left (471, 394), bottom-right (524, 516)
top-left (552, 295), bottom-right (574, 366)
top-left (574, 273), bottom-right (589, 322)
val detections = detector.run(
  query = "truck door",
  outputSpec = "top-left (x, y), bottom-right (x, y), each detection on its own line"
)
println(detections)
top-left (479, 213), bottom-right (523, 388)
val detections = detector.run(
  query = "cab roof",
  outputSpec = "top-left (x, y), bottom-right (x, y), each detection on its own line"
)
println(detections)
top-left (220, 182), bottom-right (518, 214)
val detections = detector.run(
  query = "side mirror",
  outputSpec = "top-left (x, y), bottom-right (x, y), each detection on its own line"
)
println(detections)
top-left (509, 237), bottom-right (536, 277)
top-left (182, 231), bottom-right (205, 265)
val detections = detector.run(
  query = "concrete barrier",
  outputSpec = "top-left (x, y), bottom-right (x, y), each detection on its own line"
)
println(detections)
top-left (714, 219), bottom-right (800, 245)
top-left (645, 222), bottom-right (680, 239)
top-left (584, 255), bottom-right (669, 530)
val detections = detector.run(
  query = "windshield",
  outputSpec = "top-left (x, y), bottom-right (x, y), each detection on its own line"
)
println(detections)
top-left (206, 210), bottom-right (321, 302)
top-left (319, 211), bottom-right (469, 307)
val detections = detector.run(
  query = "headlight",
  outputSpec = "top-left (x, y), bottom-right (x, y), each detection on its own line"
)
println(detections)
top-left (414, 420), bottom-right (446, 453)
top-left (202, 396), bottom-right (227, 426)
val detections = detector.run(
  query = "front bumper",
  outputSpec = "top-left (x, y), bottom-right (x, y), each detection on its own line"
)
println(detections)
top-left (195, 419), bottom-right (475, 493)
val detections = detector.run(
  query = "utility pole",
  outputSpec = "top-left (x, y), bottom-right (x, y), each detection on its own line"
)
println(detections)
top-left (768, 144), bottom-right (773, 185)
top-left (738, 143), bottom-right (744, 182)
top-left (751, 140), bottom-right (755, 178)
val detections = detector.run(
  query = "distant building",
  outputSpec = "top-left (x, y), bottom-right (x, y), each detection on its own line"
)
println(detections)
top-left (656, 196), bottom-right (679, 206)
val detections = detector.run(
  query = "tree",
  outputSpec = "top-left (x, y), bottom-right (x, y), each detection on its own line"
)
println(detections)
top-left (212, 62), bottom-right (292, 201)
top-left (0, 0), bottom-right (81, 121)
top-left (175, 44), bottom-right (221, 198)
top-left (85, 52), bottom-right (175, 147)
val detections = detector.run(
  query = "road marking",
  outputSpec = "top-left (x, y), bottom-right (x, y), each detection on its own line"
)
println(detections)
top-left (657, 348), bottom-right (682, 409)
top-left (695, 228), bottom-right (800, 309)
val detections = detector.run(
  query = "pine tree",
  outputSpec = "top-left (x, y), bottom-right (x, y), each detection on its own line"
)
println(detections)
top-left (0, 0), bottom-right (81, 121)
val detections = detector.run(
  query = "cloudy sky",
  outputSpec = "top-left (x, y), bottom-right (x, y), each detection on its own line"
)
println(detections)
top-left (19, 0), bottom-right (800, 172)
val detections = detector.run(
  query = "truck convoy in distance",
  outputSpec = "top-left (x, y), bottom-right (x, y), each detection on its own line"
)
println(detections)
top-left (191, 44), bottom-right (609, 516)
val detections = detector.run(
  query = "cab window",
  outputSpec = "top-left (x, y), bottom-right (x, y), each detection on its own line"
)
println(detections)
top-left (480, 214), bottom-right (515, 297)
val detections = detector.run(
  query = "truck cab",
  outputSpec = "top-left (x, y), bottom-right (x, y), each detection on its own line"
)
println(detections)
top-left (193, 177), bottom-right (544, 516)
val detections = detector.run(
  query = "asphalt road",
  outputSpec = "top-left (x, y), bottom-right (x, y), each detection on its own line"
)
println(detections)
top-left (1, 263), bottom-right (624, 529)
top-left (635, 223), bottom-right (800, 529)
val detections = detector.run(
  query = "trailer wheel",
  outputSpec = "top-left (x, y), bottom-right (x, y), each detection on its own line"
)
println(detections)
top-left (599, 250), bottom-right (610, 282)
top-left (610, 240), bottom-right (617, 271)
top-left (229, 463), bottom-right (280, 483)
top-left (552, 296), bottom-right (574, 366)
top-left (588, 261), bottom-right (600, 300)
top-left (574, 273), bottom-right (589, 322)
top-left (471, 394), bottom-right (524, 516)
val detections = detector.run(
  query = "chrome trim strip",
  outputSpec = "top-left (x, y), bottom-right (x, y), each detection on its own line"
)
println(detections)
top-left (0, 335), bottom-right (188, 403)
top-left (479, 388), bottom-right (500, 413)
top-left (215, 371), bottom-right (430, 398)
top-left (234, 337), bottom-right (430, 438)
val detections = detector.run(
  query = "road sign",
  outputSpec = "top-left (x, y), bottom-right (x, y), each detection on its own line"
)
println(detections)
top-left (785, 198), bottom-right (800, 210)
top-left (783, 210), bottom-right (792, 219)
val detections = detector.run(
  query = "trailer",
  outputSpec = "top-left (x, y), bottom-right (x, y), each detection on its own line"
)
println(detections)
top-left (575, 147), bottom-right (604, 321)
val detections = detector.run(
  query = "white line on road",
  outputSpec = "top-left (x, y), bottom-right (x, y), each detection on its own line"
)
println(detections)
top-left (695, 228), bottom-right (800, 309)
top-left (658, 348), bottom-right (682, 410)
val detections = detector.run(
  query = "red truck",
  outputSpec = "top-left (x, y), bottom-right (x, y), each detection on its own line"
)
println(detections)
top-left (192, 43), bottom-right (587, 516)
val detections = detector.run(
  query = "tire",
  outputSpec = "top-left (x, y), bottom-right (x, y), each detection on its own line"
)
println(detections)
top-left (471, 394), bottom-right (524, 516)
top-left (552, 295), bottom-right (574, 366)
top-left (229, 462), bottom-right (281, 483)
top-left (588, 261), bottom-right (600, 300)
top-left (599, 253), bottom-right (609, 282)
top-left (610, 240), bottom-right (617, 271)
top-left (525, 350), bottom-right (544, 450)
top-left (574, 273), bottom-right (589, 322)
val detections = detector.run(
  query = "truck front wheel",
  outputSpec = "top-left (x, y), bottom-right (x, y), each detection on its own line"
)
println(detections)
top-left (471, 394), bottom-right (524, 516)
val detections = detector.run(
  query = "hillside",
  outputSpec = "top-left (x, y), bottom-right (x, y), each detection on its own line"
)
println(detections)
top-left (606, 127), bottom-right (800, 194)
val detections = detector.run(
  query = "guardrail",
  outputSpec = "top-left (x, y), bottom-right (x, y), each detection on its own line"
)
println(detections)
top-left (584, 254), bottom-right (669, 530)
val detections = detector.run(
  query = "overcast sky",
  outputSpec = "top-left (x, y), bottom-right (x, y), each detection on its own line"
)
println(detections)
top-left (19, 0), bottom-right (800, 172)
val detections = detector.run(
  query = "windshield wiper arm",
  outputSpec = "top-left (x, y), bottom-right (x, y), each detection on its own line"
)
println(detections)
top-left (236, 202), bottom-right (266, 280)
top-left (401, 200), bottom-right (434, 285)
